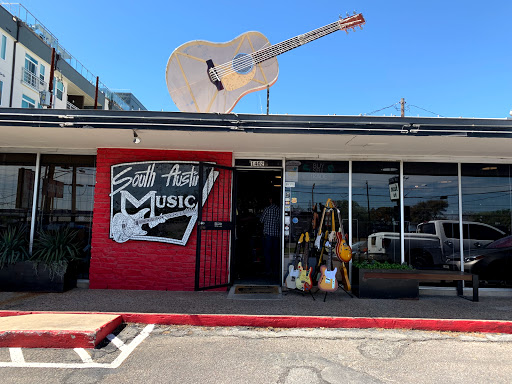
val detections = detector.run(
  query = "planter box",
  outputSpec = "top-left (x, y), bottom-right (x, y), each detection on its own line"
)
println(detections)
top-left (352, 267), bottom-right (419, 299)
top-left (0, 261), bottom-right (76, 292)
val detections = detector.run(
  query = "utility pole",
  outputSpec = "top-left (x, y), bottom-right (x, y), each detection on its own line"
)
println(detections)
top-left (400, 98), bottom-right (405, 117)
top-left (48, 48), bottom-right (56, 108)
top-left (266, 85), bottom-right (269, 115)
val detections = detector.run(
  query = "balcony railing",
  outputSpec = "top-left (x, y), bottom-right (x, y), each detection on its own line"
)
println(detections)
top-left (21, 67), bottom-right (45, 91)
top-left (3, 3), bottom-right (131, 111)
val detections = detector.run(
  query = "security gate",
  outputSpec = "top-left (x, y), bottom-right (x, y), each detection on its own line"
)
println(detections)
top-left (195, 163), bottom-right (236, 290)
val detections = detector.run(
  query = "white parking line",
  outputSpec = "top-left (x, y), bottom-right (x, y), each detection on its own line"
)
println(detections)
top-left (106, 334), bottom-right (127, 351)
top-left (0, 324), bottom-right (155, 369)
top-left (110, 324), bottom-right (154, 369)
top-left (9, 348), bottom-right (25, 363)
top-left (74, 348), bottom-right (94, 364)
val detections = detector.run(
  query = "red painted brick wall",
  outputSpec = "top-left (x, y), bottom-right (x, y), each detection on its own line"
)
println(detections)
top-left (89, 148), bottom-right (232, 291)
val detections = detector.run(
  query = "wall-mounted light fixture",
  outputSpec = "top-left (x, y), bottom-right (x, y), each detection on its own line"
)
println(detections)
top-left (132, 129), bottom-right (141, 144)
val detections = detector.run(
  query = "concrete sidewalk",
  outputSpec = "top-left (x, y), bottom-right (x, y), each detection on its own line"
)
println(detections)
top-left (1, 287), bottom-right (512, 348)
top-left (1, 287), bottom-right (512, 320)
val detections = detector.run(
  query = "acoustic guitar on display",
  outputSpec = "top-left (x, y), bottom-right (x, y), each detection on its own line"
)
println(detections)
top-left (166, 13), bottom-right (365, 113)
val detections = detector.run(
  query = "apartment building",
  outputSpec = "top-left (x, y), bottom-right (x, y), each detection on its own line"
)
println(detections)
top-left (0, 3), bottom-right (141, 111)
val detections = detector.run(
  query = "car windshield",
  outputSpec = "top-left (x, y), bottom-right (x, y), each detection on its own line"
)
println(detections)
top-left (487, 235), bottom-right (512, 249)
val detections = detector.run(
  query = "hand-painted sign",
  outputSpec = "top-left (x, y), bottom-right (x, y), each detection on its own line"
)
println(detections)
top-left (109, 161), bottom-right (218, 245)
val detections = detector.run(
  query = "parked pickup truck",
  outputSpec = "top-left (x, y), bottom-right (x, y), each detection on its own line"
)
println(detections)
top-left (367, 220), bottom-right (506, 268)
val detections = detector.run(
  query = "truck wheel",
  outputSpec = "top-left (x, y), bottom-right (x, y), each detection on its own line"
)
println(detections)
top-left (409, 250), bottom-right (432, 269)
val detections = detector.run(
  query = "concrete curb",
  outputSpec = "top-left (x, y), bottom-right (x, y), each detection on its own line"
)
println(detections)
top-left (0, 313), bottom-right (123, 349)
top-left (1, 310), bottom-right (512, 341)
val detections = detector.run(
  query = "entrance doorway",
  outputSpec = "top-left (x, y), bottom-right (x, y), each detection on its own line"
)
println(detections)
top-left (234, 169), bottom-right (282, 284)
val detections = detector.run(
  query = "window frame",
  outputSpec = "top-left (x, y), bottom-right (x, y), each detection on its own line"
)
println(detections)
top-left (21, 94), bottom-right (36, 109)
top-left (1, 34), bottom-right (6, 60)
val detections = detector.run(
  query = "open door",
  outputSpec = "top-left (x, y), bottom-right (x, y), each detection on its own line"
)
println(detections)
top-left (233, 169), bottom-right (282, 284)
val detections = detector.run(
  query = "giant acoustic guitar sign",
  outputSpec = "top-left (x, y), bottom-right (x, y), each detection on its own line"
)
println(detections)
top-left (109, 161), bottom-right (218, 245)
top-left (166, 13), bottom-right (365, 113)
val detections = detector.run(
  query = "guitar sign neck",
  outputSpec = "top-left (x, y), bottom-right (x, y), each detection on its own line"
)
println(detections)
top-left (253, 13), bottom-right (365, 65)
top-left (135, 208), bottom-right (195, 226)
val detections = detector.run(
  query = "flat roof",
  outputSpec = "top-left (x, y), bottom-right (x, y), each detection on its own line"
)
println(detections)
top-left (0, 108), bottom-right (511, 161)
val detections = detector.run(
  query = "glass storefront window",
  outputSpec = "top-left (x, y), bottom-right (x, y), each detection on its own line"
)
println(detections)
top-left (461, 164), bottom-right (512, 287)
top-left (284, 160), bottom-right (348, 275)
top-left (0, 154), bottom-right (37, 230)
top-left (352, 161), bottom-right (400, 264)
top-left (403, 162), bottom-right (459, 267)
top-left (36, 155), bottom-right (96, 278)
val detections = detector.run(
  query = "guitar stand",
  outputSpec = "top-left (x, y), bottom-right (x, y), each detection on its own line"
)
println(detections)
top-left (284, 288), bottom-right (316, 301)
top-left (340, 286), bottom-right (354, 298)
top-left (321, 286), bottom-right (354, 302)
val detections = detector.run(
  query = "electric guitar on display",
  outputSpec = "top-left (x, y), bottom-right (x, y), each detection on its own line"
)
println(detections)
top-left (297, 232), bottom-right (313, 291)
top-left (111, 208), bottom-right (196, 243)
top-left (317, 203), bottom-right (340, 292)
top-left (166, 13), bottom-right (365, 113)
top-left (334, 209), bottom-right (352, 263)
top-left (318, 239), bottom-right (339, 292)
top-left (292, 233), bottom-right (306, 290)
top-left (285, 264), bottom-right (299, 289)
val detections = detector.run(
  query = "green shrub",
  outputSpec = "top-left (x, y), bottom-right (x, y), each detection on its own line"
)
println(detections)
top-left (0, 225), bottom-right (29, 268)
top-left (32, 227), bottom-right (80, 278)
top-left (353, 260), bottom-right (414, 270)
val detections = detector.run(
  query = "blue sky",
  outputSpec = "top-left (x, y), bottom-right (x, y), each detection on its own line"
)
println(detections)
top-left (13, 1), bottom-right (512, 117)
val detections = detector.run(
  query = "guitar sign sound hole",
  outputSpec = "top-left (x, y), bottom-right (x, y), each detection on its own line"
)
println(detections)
top-left (232, 53), bottom-right (254, 74)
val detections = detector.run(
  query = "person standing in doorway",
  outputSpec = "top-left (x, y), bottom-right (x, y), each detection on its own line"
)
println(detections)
top-left (260, 196), bottom-right (281, 279)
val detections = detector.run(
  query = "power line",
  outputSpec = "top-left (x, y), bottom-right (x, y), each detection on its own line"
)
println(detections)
top-left (409, 104), bottom-right (444, 117)
top-left (364, 99), bottom-right (444, 117)
top-left (364, 102), bottom-right (400, 116)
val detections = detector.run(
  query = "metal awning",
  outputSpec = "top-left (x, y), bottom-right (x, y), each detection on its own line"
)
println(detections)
top-left (0, 108), bottom-right (511, 161)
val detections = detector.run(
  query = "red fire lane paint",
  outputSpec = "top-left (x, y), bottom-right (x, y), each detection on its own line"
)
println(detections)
top-left (1, 311), bottom-right (510, 336)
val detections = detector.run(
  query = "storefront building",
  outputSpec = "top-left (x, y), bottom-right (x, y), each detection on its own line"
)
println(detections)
top-left (1, 109), bottom-right (512, 291)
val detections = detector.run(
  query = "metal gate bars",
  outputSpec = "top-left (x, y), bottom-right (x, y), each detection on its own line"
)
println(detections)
top-left (194, 163), bottom-right (236, 290)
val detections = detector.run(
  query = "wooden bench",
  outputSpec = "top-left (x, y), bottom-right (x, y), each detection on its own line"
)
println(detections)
top-left (363, 270), bottom-right (479, 302)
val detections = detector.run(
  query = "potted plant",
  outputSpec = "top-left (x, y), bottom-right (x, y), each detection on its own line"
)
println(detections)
top-left (0, 225), bottom-right (29, 268)
top-left (0, 225), bottom-right (31, 290)
top-left (29, 227), bottom-right (81, 292)
top-left (352, 260), bottom-right (419, 299)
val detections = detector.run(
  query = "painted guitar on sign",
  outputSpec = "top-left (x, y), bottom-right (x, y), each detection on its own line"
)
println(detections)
top-left (166, 13), bottom-right (365, 113)
top-left (111, 208), bottom-right (196, 243)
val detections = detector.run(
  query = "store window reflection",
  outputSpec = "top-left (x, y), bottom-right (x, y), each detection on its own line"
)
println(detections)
top-left (36, 155), bottom-right (96, 278)
top-left (352, 162), bottom-right (400, 263)
top-left (284, 161), bottom-right (348, 275)
top-left (461, 164), bottom-right (512, 287)
top-left (0, 154), bottom-right (37, 230)
top-left (402, 162), bottom-right (459, 268)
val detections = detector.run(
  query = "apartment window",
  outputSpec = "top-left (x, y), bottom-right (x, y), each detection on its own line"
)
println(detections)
top-left (21, 94), bottom-right (36, 109)
top-left (56, 81), bottom-right (64, 100)
top-left (24, 54), bottom-right (38, 74)
top-left (0, 81), bottom-right (3, 106)
top-left (39, 64), bottom-right (45, 85)
top-left (1, 35), bottom-right (6, 60)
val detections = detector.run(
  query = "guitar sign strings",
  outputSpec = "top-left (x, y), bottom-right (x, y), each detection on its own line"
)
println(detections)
top-left (211, 15), bottom-right (365, 80)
